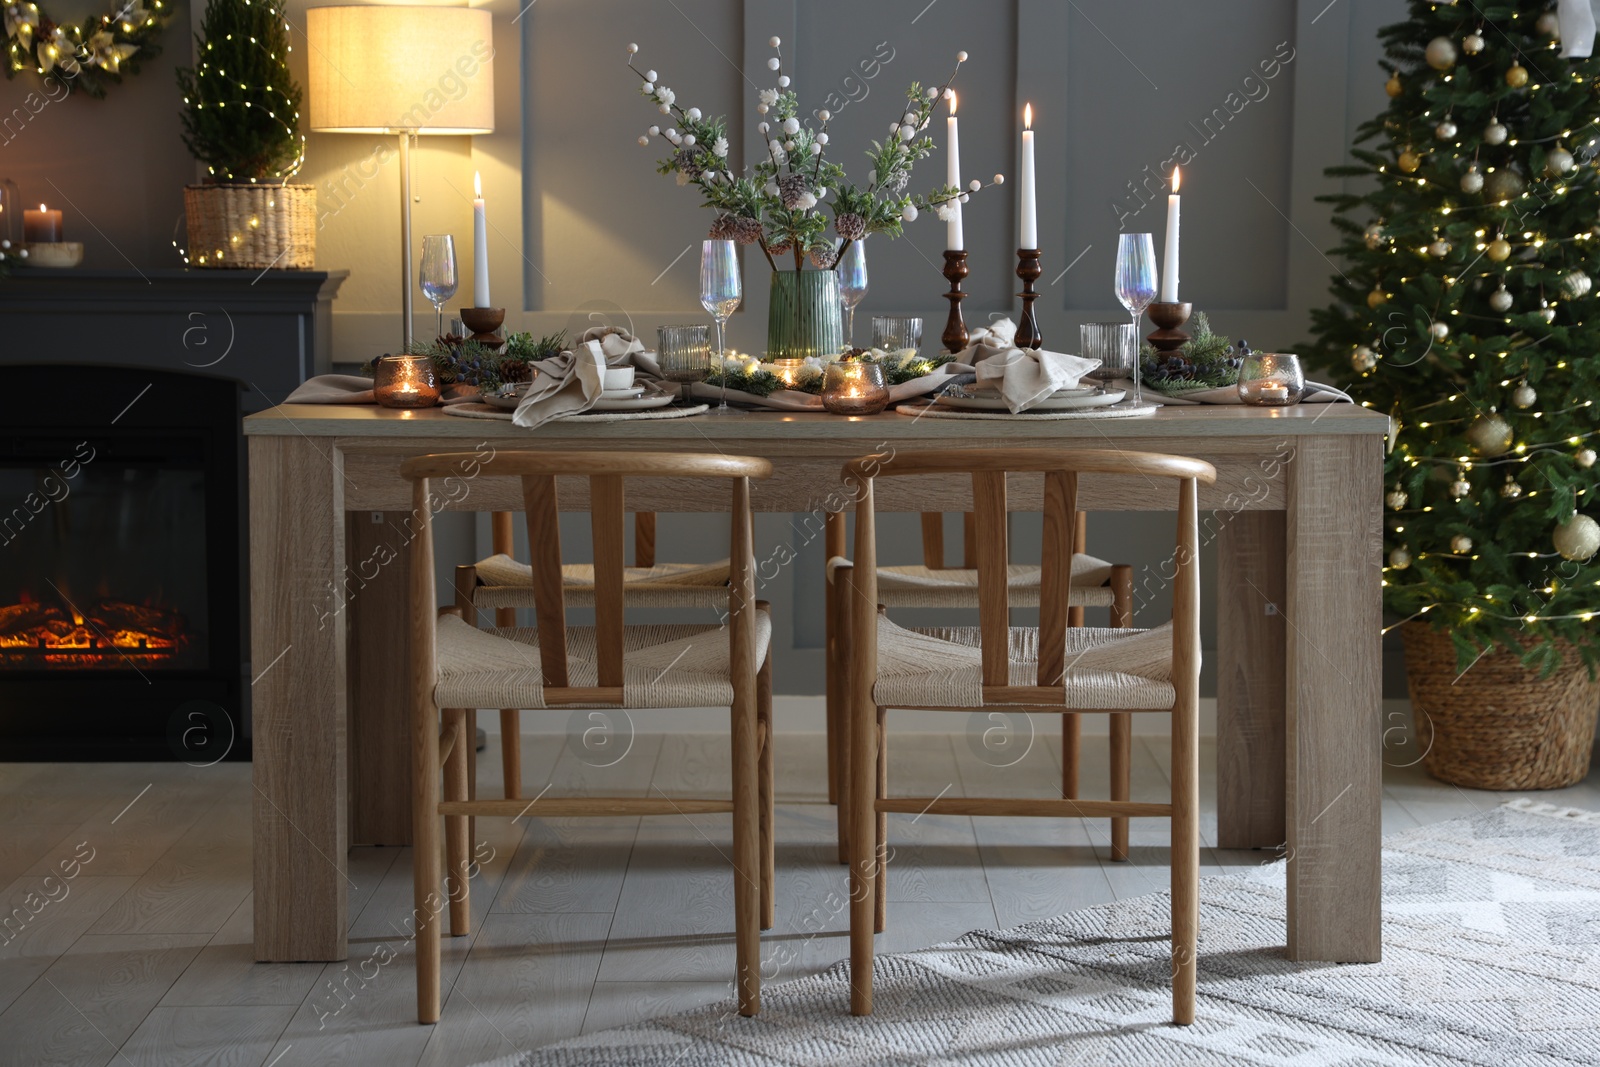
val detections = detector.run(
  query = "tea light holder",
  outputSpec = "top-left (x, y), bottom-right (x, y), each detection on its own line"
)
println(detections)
top-left (941, 251), bottom-right (969, 353)
top-left (1146, 301), bottom-right (1192, 354)
top-left (770, 358), bottom-right (805, 388)
top-left (821, 360), bottom-right (890, 415)
top-left (1015, 248), bottom-right (1042, 349)
top-left (1237, 351), bottom-right (1305, 407)
top-left (373, 353), bottom-right (441, 408)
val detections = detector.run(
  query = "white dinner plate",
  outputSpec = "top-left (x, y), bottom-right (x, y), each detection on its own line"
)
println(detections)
top-left (937, 388), bottom-right (1125, 412)
top-left (584, 384), bottom-right (675, 412)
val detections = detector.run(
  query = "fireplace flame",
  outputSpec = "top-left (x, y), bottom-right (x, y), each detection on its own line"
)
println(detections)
top-left (0, 589), bottom-right (189, 667)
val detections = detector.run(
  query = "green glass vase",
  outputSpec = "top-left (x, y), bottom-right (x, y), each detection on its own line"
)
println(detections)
top-left (766, 269), bottom-right (844, 360)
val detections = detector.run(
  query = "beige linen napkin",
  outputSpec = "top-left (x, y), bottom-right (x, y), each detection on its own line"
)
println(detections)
top-left (951, 319), bottom-right (1101, 413)
top-left (512, 326), bottom-right (664, 429)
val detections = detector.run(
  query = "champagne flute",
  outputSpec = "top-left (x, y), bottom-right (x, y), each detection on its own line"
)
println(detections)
top-left (1114, 232), bottom-right (1158, 406)
top-left (700, 239), bottom-right (743, 415)
top-left (836, 239), bottom-right (868, 348)
top-left (419, 235), bottom-right (459, 342)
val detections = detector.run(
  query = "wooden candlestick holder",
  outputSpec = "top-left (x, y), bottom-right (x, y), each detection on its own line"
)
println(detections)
top-left (1015, 248), bottom-right (1042, 349)
top-left (459, 306), bottom-right (506, 348)
top-left (941, 250), bottom-right (970, 353)
top-left (1145, 301), bottom-right (1192, 354)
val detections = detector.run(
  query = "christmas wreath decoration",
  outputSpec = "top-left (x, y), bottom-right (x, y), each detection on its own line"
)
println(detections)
top-left (4, 0), bottom-right (171, 98)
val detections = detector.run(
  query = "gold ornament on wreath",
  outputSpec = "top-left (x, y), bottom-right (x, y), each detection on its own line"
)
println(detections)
top-left (3, 0), bottom-right (171, 98)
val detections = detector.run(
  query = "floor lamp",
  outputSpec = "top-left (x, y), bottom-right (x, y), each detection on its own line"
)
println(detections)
top-left (306, 5), bottom-right (496, 353)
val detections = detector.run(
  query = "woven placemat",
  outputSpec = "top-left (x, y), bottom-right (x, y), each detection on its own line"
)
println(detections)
top-left (443, 402), bottom-right (710, 424)
top-left (895, 400), bottom-right (1160, 421)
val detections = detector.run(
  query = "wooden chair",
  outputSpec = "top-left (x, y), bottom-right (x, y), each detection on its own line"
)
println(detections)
top-left (401, 450), bottom-right (773, 1024)
top-left (824, 512), bottom-right (1134, 861)
top-left (840, 448), bottom-right (1213, 1025)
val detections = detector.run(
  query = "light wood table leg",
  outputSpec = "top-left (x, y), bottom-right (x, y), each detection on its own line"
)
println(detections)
top-left (347, 512), bottom-right (416, 847)
top-left (1215, 511), bottom-right (1287, 850)
top-left (251, 436), bottom-right (348, 962)
top-left (1285, 435), bottom-right (1383, 963)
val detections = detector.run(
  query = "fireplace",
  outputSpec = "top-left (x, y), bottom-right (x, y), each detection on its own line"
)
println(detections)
top-left (0, 367), bottom-right (249, 760)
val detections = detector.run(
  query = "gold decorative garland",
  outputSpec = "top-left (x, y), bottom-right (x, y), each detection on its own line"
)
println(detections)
top-left (4, 0), bottom-right (170, 98)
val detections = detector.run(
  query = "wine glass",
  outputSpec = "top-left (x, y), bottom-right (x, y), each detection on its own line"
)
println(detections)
top-left (1114, 233), bottom-right (1158, 406)
top-left (700, 239), bottom-right (743, 415)
top-left (419, 235), bottom-right (459, 342)
top-left (836, 239), bottom-right (868, 347)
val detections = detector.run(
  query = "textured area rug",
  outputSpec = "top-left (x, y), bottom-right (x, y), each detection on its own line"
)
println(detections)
top-left (472, 801), bottom-right (1600, 1066)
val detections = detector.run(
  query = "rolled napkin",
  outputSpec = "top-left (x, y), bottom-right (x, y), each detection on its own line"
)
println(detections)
top-left (512, 326), bottom-right (664, 429)
top-left (950, 318), bottom-right (1101, 413)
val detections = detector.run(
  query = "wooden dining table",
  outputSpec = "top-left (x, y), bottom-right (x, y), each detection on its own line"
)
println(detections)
top-left (243, 401), bottom-right (1388, 967)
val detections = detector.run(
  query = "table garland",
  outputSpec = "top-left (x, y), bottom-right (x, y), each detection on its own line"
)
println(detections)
top-left (703, 347), bottom-right (952, 397)
top-left (4, 0), bottom-right (171, 98)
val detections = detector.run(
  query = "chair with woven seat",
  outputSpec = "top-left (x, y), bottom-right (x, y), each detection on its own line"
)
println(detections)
top-left (823, 510), bottom-right (1134, 862)
top-left (402, 450), bottom-right (773, 1023)
top-left (840, 447), bottom-right (1212, 1024)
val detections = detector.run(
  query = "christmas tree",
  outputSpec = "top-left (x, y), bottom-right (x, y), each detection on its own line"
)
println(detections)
top-left (1308, 1), bottom-right (1600, 672)
top-left (175, 0), bottom-right (304, 182)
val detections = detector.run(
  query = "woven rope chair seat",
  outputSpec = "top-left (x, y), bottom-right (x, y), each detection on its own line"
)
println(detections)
top-left (472, 553), bottom-right (731, 610)
top-left (827, 553), bottom-right (1118, 609)
top-left (872, 615), bottom-right (1177, 710)
top-left (435, 612), bottom-right (771, 710)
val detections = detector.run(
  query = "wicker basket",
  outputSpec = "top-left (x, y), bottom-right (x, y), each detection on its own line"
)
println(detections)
top-left (1402, 621), bottom-right (1599, 789)
top-left (184, 183), bottom-right (316, 270)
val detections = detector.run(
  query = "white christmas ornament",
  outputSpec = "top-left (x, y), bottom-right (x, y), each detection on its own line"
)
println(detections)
top-left (1435, 118), bottom-right (1458, 140)
top-left (1430, 320), bottom-right (1450, 340)
top-left (1562, 269), bottom-right (1593, 298)
top-left (1541, 304), bottom-right (1558, 323)
top-left (1352, 345), bottom-right (1378, 372)
top-left (1463, 32), bottom-right (1485, 54)
top-left (1460, 166), bottom-right (1484, 193)
top-left (1451, 535), bottom-right (1474, 554)
top-left (1364, 223), bottom-right (1385, 249)
top-left (1553, 514), bottom-right (1600, 560)
top-left (1451, 476), bottom-right (1472, 499)
top-left (1429, 238), bottom-right (1452, 257)
top-left (1511, 383), bottom-right (1537, 408)
top-left (1538, 10), bottom-right (1562, 36)
top-left (1468, 413), bottom-right (1514, 456)
top-left (1577, 448), bottom-right (1598, 469)
top-left (1485, 120), bottom-right (1509, 145)
top-left (1425, 36), bottom-right (1458, 69)
top-left (1490, 286), bottom-right (1514, 312)
top-left (1389, 547), bottom-right (1412, 570)
top-left (1387, 487), bottom-right (1409, 510)
top-left (1548, 147), bottom-right (1576, 176)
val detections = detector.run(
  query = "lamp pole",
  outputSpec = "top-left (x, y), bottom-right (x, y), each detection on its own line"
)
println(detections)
top-left (398, 129), bottom-right (416, 353)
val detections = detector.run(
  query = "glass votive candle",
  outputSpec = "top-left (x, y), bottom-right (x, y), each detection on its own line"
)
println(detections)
top-left (373, 354), bottom-right (441, 408)
top-left (769, 358), bottom-right (805, 387)
top-left (1238, 351), bottom-right (1305, 406)
top-left (821, 360), bottom-right (890, 415)
top-left (871, 315), bottom-right (924, 353)
top-left (1079, 321), bottom-right (1137, 392)
top-left (656, 324), bottom-right (712, 382)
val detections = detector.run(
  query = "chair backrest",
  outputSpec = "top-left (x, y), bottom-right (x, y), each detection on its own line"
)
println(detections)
top-left (402, 451), bottom-right (772, 706)
top-left (492, 510), bottom-right (659, 567)
top-left (917, 509), bottom-right (1085, 570)
top-left (846, 449), bottom-right (1216, 704)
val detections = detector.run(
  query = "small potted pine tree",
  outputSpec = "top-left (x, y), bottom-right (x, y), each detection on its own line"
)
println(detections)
top-left (175, 0), bottom-right (313, 268)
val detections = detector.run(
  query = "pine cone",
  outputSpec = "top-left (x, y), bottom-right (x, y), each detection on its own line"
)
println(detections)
top-left (777, 173), bottom-right (811, 210)
top-left (709, 214), bottom-right (740, 241)
top-left (768, 241), bottom-right (793, 258)
top-left (732, 216), bottom-right (765, 245)
top-left (672, 147), bottom-right (706, 178)
top-left (809, 244), bottom-right (837, 269)
top-left (835, 212), bottom-right (867, 240)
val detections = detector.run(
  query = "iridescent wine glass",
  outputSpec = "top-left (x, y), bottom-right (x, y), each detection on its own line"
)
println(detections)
top-left (836, 239), bottom-right (868, 347)
top-left (1114, 232), bottom-right (1158, 405)
top-left (700, 239), bottom-right (743, 415)
top-left (419, 235), bottom-right (459, 342)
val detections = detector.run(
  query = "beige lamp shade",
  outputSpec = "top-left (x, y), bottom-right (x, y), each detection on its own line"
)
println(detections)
top-left (307, 6), bottom-right (495, 134)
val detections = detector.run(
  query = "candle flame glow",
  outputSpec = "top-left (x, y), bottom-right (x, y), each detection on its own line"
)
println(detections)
top-left (1172, 167), bottom-right (1181, 192)
top-left (949, 90), bottom-right (957, 115)
top-left (1023, 103), bottom-right (1032, 130)
top-left (37, 203), bottom-right (46, 211)
top-left (473, 171), bottom-right (482, 198)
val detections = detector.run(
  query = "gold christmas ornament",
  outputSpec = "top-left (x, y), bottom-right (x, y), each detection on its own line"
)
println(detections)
top-left (1511, 382), bottom-right (1537, 409)
top-left (1367, 287), bottom-right (1388, 309)
top-left (1463, 32), bottom-right (1485, 54)
top-left (1460, 165), bottom-right (1484, 193)
top-left (1398, 149), bottom-right (1422, 173)
top-left (1450, 534), bottom-right (1474, 554)
top-left (1484, 168), bottom-right (1525, 200)
top-left (1505, 63), bottom-right (1529, 88)
top-left (1426, 36), bottom-right (1458, 69)
top-left (1363, 223), bottom-right (1385, 249)
top-left (1388, 546), bottom-right (1412, 570)
top-left (1352, 345), bottom-right (1378, 372)
top-left (1499, 476), bottom-right (1524, 500)
top-left (1385, 72), bottom-right (1403, 97)
top-left (1486, 237), bottom-right (1513, 261)
top-left (1553, 514), bottom-right (1600, 560)
top-left (1468, 413), bottom-right (1514, 456)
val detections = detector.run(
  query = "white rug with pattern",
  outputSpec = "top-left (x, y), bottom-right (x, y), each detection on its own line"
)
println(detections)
top-left (473, 800), bottom-right (1600, 1066)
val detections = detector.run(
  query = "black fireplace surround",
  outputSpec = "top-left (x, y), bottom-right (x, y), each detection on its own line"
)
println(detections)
top-left (0, 366), bottom-right (249, 760)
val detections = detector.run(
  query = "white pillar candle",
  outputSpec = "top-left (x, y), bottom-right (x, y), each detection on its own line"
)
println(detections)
top-left (945, 92), bottom-right (963, 250)
top-left (1159, 167), bottom-right (1181, 302)
top-left (1019, 104), bottom-right (1037, 249)
top-left (472, 170), bottom-right (491, 307)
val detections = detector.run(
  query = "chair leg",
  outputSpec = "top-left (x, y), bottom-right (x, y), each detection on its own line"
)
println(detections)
top-left (875, 704), bottom-right (887, 934)
top-left (833, 566), bottom-right (853, 866)
top-left (499, 709), bottom-right (521, 799)
top-left (824, 511), bottom-right (846, 810)
top-left (413, 704), bottom-right (443, 1024)
top-left (1061, 713), bottom-right (1080, 799)
top-left (465, 708), bottom-right (477, 848)
top-left (442, 708), bottom-right (472, 937)
top-left (731, 689), bottom-right (762, 1016)
top-left (1110, 713), bottom-right (1131, 862)
top-left (1171, 712), bottom-right (1199, 1025)
top-left (848, 689), bottom-right (878, 1017)
top-left (757, 636), bottom-right (775, 932)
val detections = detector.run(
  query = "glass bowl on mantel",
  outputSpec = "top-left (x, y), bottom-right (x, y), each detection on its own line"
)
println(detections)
top-left (1237, 351), bottom-right (1305, 407)
top-left (821, 360), bottom-right (889, 416)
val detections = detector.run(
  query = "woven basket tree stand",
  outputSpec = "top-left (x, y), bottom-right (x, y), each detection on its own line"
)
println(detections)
top-left (1402, 622), bottom-right (1600, 790)
top-left (183, 183), bottom-right (316, 269)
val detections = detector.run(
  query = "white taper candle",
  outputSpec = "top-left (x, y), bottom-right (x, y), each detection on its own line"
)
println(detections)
top-left (472, 170), bottom-right (491, 307)
top-left (1019, 103), bottom-right (1037, 249)
top-left (1159, 167), bottom-right (1181, 302)
top-left (945, 91), bottom-right (963, 250)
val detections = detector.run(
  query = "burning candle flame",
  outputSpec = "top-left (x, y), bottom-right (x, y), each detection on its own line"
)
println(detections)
top-left (949, 91), bottom-right (957, 115)
top-left (473, 171), bottom-right (483, 198)
top-left (1172, 166), bottom-right (1181, 192)
top-left (1023, 103), bottom-right (1032, 130)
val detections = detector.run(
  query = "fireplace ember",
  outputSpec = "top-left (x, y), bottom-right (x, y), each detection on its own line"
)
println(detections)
top-left (0, 594), bottom-right (190, 666)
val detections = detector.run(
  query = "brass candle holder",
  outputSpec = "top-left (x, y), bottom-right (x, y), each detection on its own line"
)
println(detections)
top-left (940, 250), bottom-right (969, 353)
top-left (459, 306), bottom-right (506, 347)
top-left (1145, 301), bottom-right (1193, 354)
top-left (1015, 248), bottom-right (1042, 349)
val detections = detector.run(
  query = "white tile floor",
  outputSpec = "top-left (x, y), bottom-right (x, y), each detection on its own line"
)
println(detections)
top-left (1, 725), bottom-right (1595, 1067)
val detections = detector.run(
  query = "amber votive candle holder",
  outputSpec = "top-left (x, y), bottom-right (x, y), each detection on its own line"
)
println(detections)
top-left (1237, 352), bottom-right (1305, 407)
top-left (373, 354), bottom-right (441, 408)
top-left (821, 360), bottom-right (889, 415)
top-left (770, 358), bottom-right (805, 388)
